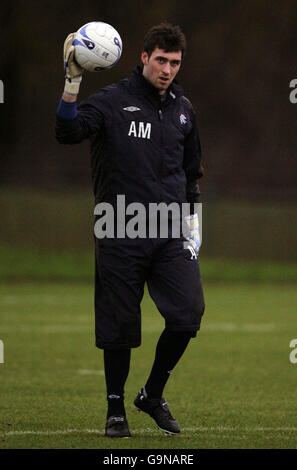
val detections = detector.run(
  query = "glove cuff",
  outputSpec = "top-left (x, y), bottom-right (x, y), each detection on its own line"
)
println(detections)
top-left (64, 77), bottom-right (81, 95)
top-left (185, 213), bottom-right (199, 231)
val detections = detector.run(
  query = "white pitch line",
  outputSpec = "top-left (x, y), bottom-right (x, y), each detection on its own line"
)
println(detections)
top-left (0, 323), bottom-right (279, 333)
top-left (77, 369), bottom-right (105, 376)
top-left (203, 323), bottom-right (276, 332)
top-left (2, 426), bottom-right (297, 437)
top-left (182, 426), bottom-right (297, 432)
top-left (0, 325), bottom-right (91, 333)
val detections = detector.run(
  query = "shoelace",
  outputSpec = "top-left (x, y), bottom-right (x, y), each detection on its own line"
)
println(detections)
top-left (161, 403), bottom-right (174, 419)
top-left (140, 394), bottom-right (175, 420)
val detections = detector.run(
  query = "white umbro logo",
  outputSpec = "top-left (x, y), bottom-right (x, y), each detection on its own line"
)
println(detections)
top-left (123, 106), bottom-right (141, 112)
top-left (180, 113), bottom-right (187, 124)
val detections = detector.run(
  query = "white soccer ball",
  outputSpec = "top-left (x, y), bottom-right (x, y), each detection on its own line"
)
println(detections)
top-left (74, 22), bottom-right (122, 72)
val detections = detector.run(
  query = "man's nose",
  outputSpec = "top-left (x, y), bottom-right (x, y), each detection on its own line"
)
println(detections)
top-left (162, 62), bottom-right (171, 75)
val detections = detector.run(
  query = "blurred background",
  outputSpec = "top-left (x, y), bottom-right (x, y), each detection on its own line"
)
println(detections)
top-left (0, 0), bottom-right (296, 281)
top-left (1, 2), bottom-right (296, 450)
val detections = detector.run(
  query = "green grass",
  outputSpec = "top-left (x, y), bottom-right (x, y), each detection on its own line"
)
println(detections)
top-left (0, 245), bottom-right (296, 282)
top-left (0, 281), bottom-right (296, 449)
top-left (1, 186), bottom-right (296, 262)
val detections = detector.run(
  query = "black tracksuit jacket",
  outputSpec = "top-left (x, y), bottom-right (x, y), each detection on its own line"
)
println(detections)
top-left (55, 66), bottom-right (203, 210)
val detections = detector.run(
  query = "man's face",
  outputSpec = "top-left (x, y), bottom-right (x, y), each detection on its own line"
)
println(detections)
top-left (141, 48), bottom-right (182, 94)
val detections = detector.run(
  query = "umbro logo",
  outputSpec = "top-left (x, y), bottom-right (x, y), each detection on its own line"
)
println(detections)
top-left (123, 106), bottom-right (141, 112)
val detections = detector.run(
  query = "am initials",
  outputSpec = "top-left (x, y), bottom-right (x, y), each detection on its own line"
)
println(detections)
top-left (128, 121), bottom-right (151, 139)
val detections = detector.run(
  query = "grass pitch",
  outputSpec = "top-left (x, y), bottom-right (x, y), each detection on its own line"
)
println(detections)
top-left (0, 280), bottom-right (296, 449)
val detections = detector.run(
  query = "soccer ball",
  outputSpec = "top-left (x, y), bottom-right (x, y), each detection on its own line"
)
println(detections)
top-left (74, 22), bottom-right (122, 72)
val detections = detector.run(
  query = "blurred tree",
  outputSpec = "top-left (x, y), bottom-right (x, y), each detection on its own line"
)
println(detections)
top-left (0, 0), bottom-right (296, 200)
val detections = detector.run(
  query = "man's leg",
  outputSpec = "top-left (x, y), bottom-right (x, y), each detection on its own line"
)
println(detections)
top-left (104, 348), bottom-right (132, 438)
top-left (144, 328), bottom-right (192, 399)
top-left (104, 348), bottom-right (131, 417)
top-left (134, 329), bottom-right (193, 435)
top-left (95, 238), bottom-right (150, 437)
top-left (134, 236), bottom-right (205, 434)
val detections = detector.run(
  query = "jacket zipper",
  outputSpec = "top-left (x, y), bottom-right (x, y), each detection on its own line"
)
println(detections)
top-left (158, 108), bottom-right (164, 198)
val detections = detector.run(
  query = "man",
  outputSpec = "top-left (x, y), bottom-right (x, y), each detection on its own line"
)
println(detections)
top-left (55, 22), bottom-right (205, 438)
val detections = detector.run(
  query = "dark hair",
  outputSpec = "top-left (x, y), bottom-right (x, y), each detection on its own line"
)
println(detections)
top-left (143, 22), bottom-right (186, 58)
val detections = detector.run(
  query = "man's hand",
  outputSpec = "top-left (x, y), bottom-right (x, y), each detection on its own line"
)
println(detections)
top-left (185, 213), bottom-right (201, 255)
top-left (63, 33), bottom-right (84, 96)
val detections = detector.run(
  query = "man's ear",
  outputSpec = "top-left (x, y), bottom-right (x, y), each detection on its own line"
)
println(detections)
top-left (141, 51), bottom-right (149, 65)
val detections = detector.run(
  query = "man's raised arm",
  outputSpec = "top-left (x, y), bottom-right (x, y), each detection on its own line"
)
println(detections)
top-left (55, 32), bottom-right (103, 145)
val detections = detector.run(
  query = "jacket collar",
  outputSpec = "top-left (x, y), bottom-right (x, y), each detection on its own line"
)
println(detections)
top-left (128, 65), bottom-right (184, 107)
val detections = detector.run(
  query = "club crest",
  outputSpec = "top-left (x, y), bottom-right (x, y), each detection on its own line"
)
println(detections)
top-left (179, 112), bottom-right (188, 125)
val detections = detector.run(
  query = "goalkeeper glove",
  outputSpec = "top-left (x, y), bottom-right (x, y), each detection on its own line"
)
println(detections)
top-left (185, 213), bottom-right (201, 255)
top-left (63, 33), bottom-right (84, 95)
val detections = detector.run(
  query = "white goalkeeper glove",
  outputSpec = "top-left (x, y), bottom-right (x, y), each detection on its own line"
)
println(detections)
top-left (63, 33), bottom-right (84, 95)
top-left (185, 213), bottom-right (201, 255)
